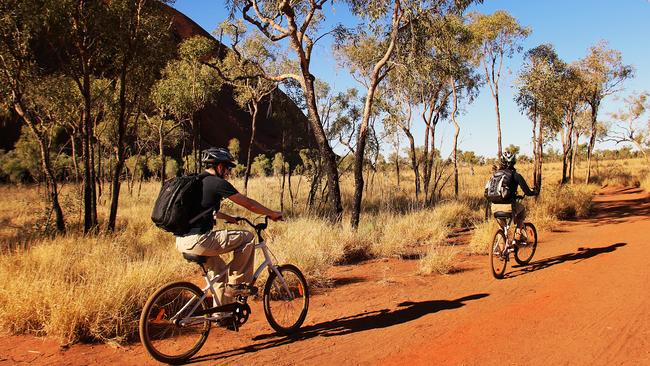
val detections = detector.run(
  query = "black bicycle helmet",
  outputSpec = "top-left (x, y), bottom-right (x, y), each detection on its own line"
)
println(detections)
top-left (201, 147), bottom-right (236, 167)
top-left (500, 151), bottom-right (516, 168)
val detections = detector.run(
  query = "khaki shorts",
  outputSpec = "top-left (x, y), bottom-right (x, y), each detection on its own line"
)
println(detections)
top-left (491, 202), bottom-right (526, 227)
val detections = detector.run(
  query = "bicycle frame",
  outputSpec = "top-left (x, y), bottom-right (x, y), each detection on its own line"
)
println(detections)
top-left (173, 219), bottom-right (294, 326)
top-left (493, 197), bottom-right (525, 255)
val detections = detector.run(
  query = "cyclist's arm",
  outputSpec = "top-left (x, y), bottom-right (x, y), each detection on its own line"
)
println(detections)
top-left (515, 173), bottom-right (536, 196)
top-left (215, 211), bottom-right (237, 223)
top-left (228, 193), bottom-right (282, 220)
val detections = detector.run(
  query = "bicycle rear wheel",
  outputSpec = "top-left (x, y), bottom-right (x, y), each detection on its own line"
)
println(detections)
top-left (514, 223), bottom-right (537, 265)
top-left (490, 230), bottom-right (508, 279)
top-left (139, 281), bottom-right (211, 364)
top-left (263, 264), bottom-right (309, 334)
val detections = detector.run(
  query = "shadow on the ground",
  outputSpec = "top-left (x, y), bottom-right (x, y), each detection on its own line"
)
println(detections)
top-left (189, 293), bottom-right (489, 363)
top-left (508, 242), bottom-right (627, 278)
top-left (588, 187), bottom-right (650, 225)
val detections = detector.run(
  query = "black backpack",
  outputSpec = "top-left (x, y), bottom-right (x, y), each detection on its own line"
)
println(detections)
top-left (485, 169), bottom-right (515, 204)
top-left (151, 173), bottom-right (212, 235)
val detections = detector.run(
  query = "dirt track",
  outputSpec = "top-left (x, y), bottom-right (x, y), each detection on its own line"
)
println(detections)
top-left (2, 186), bottom-right (650, 365)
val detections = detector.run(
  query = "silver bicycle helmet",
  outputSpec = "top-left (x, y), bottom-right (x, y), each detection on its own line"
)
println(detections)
top-left (500, 151), bottom-right (516, 168)
top-left (201, 147), bottom-right (236, 167)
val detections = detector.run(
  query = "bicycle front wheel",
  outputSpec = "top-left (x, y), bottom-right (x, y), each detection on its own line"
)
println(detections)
top-left (139, 281), bottom-right (211, 364)
top-left (490, 230), bottom-right (508, 279)
top-left (263, 264), bottom-right (309, 334)
top-left (514, 223), bottom-right (538, 265)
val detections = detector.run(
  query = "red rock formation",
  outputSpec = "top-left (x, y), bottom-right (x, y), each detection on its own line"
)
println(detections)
top-left (1, 4), bottom-right (312, 164)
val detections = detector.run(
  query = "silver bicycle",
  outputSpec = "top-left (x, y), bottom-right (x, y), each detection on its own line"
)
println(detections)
top-left (490, 196), bottom-right (538, 279)
top-left (139, 216), bottom-right (309, 364)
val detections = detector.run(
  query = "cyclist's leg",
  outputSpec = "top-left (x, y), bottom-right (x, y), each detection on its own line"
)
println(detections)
top-left (513, 202), bottom-right (526, 239)
top-left (193, 230), bottom-right (255, 304)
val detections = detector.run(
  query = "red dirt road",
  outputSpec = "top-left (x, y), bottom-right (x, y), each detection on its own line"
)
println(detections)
top-left (2, 187), bottom-right (650, 365)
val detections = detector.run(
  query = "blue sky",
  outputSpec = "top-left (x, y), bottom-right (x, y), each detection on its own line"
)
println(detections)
top-left (172, 0), bottom-right (650, 158)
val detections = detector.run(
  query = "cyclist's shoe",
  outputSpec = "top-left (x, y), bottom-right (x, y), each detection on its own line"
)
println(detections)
top-left (214, 313), bottom-right (237, 331)
top-left (224, 283), bottom-right (258, 297)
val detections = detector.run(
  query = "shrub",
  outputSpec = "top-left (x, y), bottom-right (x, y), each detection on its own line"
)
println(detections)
top-left (466, 221), bottom-right (496, 255)
top-left (0, 233), bottom-right (191, 344)
top-left (418, 245), bottom-right (458, 275)
top-left (376, 210), bottom-right (449, 258)
top-left (251, 154), bottom-right (270, 177)
top-left (263, 217), bottom-right (347, 286)
top-left (432, 201), bottom-right (481, 228)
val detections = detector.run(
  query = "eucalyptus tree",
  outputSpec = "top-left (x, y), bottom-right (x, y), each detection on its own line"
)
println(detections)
top-left (515, 44), bottom-right (565, 189)
top-left (0, 0), bottom-right (67, 232)
top-left (340, 0), bottom-right (480, 226)
top-left (557, 63), bottom-right (586, 184)
top-left (152, 36), bottom-right (222, 173)
top-left (570, 110), bottom-right (591, 184)
top-left (212, 21), bottom-right (281, 194)
top-left (428, 14), bottom-right (481, 198)
top-left (382, 83), bottom-right (421, 198)
top-left (578, 41), bottom-right (633, 183)
top-left (106, 0), bottom-right (175, 231)
top-left (140, 114), bottom-right (183, 182)
top-left (607, 91), bottom-right (650, 163)
top-left (31, 0), bottom-right (112, 232)
top-left (226, 0), bottom-right (345, 221)
top-left (469, 11), bottom-right (530, 156)
top-left (325, 88), bottom-right (363, 159)
top-left (406, 25), bottom-right (451, 202)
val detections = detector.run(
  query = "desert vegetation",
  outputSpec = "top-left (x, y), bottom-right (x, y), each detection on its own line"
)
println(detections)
top-left (0, 158), bottom-right (641, 344)
top-left (1, 0), bottom-right (649, 348)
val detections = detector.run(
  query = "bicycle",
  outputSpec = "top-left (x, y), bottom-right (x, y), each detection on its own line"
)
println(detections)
top-left (490, 196), bottom-right (538, 279)
top-left (139, 216), bottom-right (309, 364)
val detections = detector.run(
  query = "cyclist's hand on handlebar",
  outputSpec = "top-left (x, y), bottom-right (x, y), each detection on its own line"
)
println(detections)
top-left (268, 211), bottom-right (283, 221)
top-left (224, 215), bottom-right (239, 224)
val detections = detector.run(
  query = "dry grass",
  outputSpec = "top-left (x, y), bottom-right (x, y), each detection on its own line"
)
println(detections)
top-left (375, 209), bottom-right (450, 258)
top-left (2, 158), bottom-right (634, 344)
top-left (641, 174), bottom-right (650, 192)
top-left (526, 183), bottom-right (597, 232)
top-left (418, 245), bottom-right (459, 275)
top-left (0, 225), bottom-right (190, 344)
top-left (466, 221), bottom-right (497, 255)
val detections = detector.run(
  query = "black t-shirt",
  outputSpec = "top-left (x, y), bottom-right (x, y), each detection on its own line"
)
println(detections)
top-left (508, 169), bottom-right (535, 197)
top-left (193, 174), bottom-right (239, 232)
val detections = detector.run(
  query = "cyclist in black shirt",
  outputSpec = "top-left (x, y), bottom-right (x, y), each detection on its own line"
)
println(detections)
top-left (491, 151), bottom-right (538, 240)
top-left (175, 147), bottom-right (282, 305)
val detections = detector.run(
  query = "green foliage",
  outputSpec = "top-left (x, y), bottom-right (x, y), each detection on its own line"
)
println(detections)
top-left (125, 155), bottom-right (147, 179)
top-left (272, 152), bottom-right (288, 176)
top-left (145, 155), bottom-right (162, 178)
top-left (179, 35), bottom-right (217, 61)
top-left (250, 154), bottom-right (270, 177)
top-left (165, 159), bottom-right (180, 179)
top-left (298, 149), bottom-right (320, 176)
top-left (505, 144), bottom-right (520, 155)
top-left (228, 138), bottom-right (241, 161)
top-left (0, 150), bottom-right (30, 183)
top-left (152, 36), bottom-right (222, 121)
top-left (469, 10), bottom-right (530, 64)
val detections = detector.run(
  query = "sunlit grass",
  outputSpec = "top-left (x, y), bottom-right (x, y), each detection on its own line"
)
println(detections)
top-left (2, 158), bottom-right (637, 344)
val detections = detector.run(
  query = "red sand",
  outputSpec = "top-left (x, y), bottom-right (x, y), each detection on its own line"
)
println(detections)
top-left (2, 186), bottom-right (649, 365)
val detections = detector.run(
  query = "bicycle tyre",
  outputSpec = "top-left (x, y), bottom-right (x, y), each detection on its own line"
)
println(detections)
top-left (263, 264), bottom-right (309, 334)
top-left (139, 281), bottom-right (211, 364)
top-left (514, 222), bottom-right (538, 265)
top-left (490, 230), bottom-right (508, 279)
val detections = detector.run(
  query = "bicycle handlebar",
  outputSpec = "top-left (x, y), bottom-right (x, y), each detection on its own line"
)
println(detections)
top-left (234, 216), bottom-right (269, 233)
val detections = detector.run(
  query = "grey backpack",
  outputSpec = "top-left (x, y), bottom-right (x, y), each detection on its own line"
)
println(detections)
top-left (485, 169), bottom-right (514, 204)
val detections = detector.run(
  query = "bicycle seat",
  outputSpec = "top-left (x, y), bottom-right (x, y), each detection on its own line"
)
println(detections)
top-left (182, 253), bottom-right (208, 264)
top-left (493, 211), bottom-right (511, 219)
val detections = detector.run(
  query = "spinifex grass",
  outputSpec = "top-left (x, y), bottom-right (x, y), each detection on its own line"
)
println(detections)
top-left (0, 158), bottom-right (627, 344)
